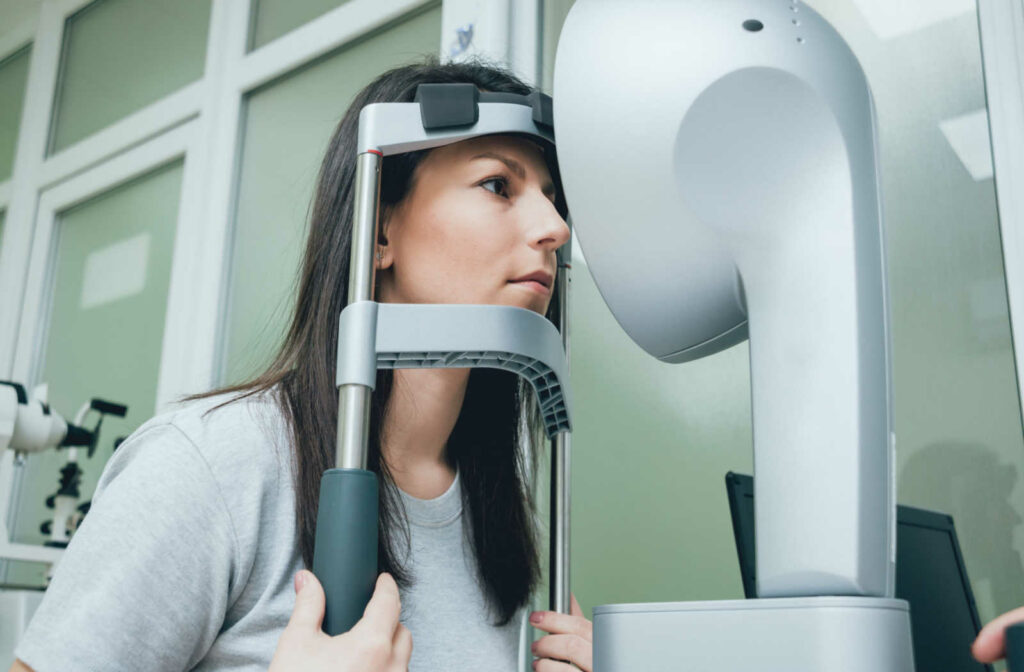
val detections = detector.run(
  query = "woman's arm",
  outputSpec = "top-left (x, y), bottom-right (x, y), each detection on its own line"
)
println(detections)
top-left (9, 659), bottom-right (34, 672)
top-left (14, 423), bottom-right (238, 671)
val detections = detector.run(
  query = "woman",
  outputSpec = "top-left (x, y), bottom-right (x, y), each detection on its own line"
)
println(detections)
top-left (11, 57), bottom-right (592, 672)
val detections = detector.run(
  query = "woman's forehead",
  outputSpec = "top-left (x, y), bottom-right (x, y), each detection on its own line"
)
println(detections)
top-left (439, 134), bottom-right (549, 166)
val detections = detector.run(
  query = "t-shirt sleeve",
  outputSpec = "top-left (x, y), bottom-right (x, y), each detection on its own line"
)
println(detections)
top-left (14, 421), bottom-right (240, 672)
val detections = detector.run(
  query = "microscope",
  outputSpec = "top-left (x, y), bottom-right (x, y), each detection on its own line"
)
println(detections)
top-left (0, 381), bottom-right (126, 553)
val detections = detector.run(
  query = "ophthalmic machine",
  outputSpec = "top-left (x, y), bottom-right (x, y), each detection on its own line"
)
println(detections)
top-left (552, 0), bottom-right (911, 669)
top-left (317, 0), bottom-right (914, 669)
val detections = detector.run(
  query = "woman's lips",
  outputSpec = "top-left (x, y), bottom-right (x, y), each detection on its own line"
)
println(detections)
top-left (510, 280), bottom-right (551, 295)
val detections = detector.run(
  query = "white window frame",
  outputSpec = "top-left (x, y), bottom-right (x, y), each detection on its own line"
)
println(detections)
top-left (0, 121), bottom-right (193, 566)
top-left (0, 0), bottom-right (543, 408)
top-left (2, 0), bottom-right (460, 407)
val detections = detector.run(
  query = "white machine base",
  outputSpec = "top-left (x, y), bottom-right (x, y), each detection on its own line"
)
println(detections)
top-left (593, 596), bottom-right (914, 672)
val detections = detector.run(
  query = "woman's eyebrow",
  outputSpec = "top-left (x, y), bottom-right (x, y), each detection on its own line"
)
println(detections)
top-left (471, 151), bottom-right (557, 200)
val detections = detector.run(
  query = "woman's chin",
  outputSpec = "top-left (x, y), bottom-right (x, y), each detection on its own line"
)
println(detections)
top-left (504, 284), bottom-right (551, 314)
top-left (515, 300), bottom-right (550, 315)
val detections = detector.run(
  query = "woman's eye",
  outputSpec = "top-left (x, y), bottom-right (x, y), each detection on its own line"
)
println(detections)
top-left (480, 177), bottom-right (509, 198)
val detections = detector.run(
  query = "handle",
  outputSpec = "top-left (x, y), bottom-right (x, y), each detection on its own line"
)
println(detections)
top-left (312, 468), bottom-right (379, 635)
top-left (316, 149), bottom-right (382, 633)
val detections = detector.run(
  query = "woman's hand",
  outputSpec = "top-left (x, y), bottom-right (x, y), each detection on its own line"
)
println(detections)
top-left (529, 594), bottom-right (593, 671)
top-left (269, 570), bottom-right (413, 672)
top-left (973, 605), bottom-right (1024, 664)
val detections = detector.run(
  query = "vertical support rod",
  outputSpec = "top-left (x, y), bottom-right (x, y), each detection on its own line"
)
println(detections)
top-left (549, 254), bottom-right (572, 614)
top-left (337, 150), bottom-right (382, 470)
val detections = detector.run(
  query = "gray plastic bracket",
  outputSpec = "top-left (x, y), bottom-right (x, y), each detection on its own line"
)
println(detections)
top-left (357, 102), bottom-right (554, 156)
top-left (336, 301), bottom-right (380, 389)
top-left (336, 302), bottom-right (572, 437)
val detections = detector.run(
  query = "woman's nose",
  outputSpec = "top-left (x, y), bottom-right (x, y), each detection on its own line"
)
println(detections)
top-left (526, 193), bottom-right (571, 251)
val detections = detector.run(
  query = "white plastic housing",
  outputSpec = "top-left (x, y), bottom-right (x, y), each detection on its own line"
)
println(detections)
top-left (593, 598), bottom-right (914, 672)
top-left (554, 0), bottom-right (894, 597)
top-left (0, 385), bottom-right (68, 454)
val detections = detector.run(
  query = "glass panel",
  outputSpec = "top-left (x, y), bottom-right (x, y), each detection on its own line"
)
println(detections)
top-left (2, 160), bottom-right (183, 588)
top-left (540, 0), bottom-right (574, 94)
top-left (223, 5), bottom-right (441, 384)
top-left (813, 0), bottom-right (1023, 632)
top-left (49, 0), bottom-right (211, 154)
top-left (0, 45), bottom-right (31, 183)
top-left (248, 0), bottom-right (354, 51)
top-left (544, 0), bottom-right (1023, 639)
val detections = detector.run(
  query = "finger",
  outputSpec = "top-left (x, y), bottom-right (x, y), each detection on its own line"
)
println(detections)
top-left (974, 606), bottom-right (1024, 662)
top-left (535, 658), bottom-right (583, 672)
top-left (533, 633), bottom-right (593, 671)
top-left (287, 570), bottom-right (326, 631)
top-left (391, 623), bottom-right (413, 669)
top-left (352, 573), bottom-right (403, 638)
top-left (570, 594), bottom-right (584, 619)
top-left (531, 610), bottom-right (593, 640)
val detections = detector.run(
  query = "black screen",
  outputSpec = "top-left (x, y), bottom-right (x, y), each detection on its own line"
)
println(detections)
top-left (897, 518), bottom-right (988, 672)
top-left (725, 472), bottom-right (991, 672)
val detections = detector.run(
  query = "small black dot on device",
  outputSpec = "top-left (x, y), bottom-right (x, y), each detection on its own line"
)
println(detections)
top-left (743, 19), bottom-right (764, 32)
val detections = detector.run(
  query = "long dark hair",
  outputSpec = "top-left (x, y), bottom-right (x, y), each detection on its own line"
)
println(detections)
top-left (195, 56), bottom-right (560, 625)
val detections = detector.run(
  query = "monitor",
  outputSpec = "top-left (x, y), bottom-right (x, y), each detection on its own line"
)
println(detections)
top-left (725, 471), bottom-right (992, 672)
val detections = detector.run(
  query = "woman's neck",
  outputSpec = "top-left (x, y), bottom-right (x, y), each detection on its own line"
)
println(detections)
top-left (381, 367), bottom-right (469, 499)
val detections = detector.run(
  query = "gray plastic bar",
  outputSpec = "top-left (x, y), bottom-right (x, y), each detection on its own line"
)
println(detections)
top-left (337, 301), bottom-right (572, 438)
top-left (357, 102), bottom-right (554, 156)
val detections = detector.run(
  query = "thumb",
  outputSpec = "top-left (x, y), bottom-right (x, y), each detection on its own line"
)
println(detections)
top-left (570, 593), bottom-right (584, 619)
top-left (287, 570), bottom-right (326, 631)
top-left (975, 605), bottom-right (1024, 662)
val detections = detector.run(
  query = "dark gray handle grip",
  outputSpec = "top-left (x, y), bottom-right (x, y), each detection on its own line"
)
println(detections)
top-left (312, 468), bottom-right (379, 635)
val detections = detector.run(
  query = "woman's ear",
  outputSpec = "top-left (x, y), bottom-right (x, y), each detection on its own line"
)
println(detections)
top-left (376, 244), bottom-right (393, 270)
top-left (377, 204), bottom-right (395, 270)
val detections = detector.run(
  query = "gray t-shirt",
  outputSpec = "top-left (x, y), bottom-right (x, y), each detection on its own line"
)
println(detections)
top-left (15, 390), bottom-right (530, 671)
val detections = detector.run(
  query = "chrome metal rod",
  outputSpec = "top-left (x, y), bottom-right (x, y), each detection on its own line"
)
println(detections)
top-left (348, 151), bottom-right (383, 305)
top-left (549, 256), bottom-right (573, 614)
top-left (336, 151), bottom-right (382, 470)
top-left (549, 432), bottom-right (572, 613)
top-left (337, 385), bottom-right (372, 469)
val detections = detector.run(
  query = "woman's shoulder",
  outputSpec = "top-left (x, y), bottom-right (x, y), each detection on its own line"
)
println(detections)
top-left (111, 386), bottom-right (294, 498)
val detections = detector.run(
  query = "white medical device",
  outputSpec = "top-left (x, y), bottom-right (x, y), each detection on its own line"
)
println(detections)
top-left (0, 383), bottom-right (81, 457)
top-left (320, 85), bottom-right (576, 635)
top-left (0, 381), bottom-right (126, 558)
top-left (554, 0), bottom-right (913, 669)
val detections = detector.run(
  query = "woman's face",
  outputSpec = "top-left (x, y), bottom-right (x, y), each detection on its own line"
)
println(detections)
top-left (376, 134), bottom-right (570, 315)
